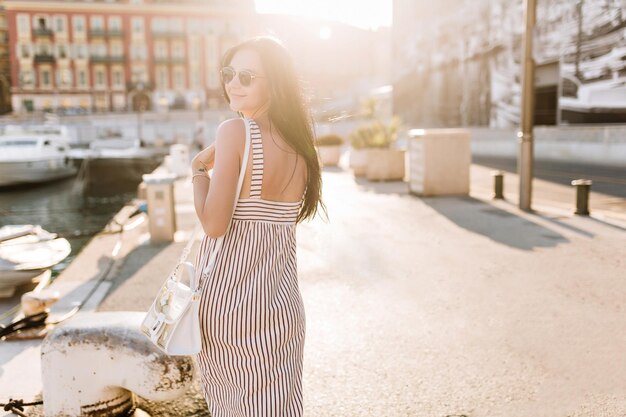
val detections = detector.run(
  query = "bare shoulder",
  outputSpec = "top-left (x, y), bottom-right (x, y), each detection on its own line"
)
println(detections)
top-left (215, 118), bottom-right (246, 154)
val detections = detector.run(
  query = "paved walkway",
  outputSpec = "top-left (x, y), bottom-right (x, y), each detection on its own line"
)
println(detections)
top-left (2, 151), bottom-right (625, 416)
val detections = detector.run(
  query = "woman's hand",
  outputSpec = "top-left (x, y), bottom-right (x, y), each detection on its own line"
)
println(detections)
top-left (191, 143), bottom-right (216, 172)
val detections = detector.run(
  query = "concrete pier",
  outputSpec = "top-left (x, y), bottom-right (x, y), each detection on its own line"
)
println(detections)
top-left (1, 150), bottom-right (625, 416)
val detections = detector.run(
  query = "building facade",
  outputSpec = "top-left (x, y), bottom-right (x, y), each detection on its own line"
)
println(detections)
top-left (393, 0), bottom-right (626, 128)
top-left (0, 1), bottom-right (12, 114)
top-left (5, 0), bottom-right (256, 114)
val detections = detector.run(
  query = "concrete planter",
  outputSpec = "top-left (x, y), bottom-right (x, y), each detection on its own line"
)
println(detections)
top-left (349, 148), bottom-right (368, 176)
top-left (408, 129), bottom-right (470, 196)
top-left (365, 148), bottom-right (406, 181)
top-left (317, 145), bottom-right (342, 167)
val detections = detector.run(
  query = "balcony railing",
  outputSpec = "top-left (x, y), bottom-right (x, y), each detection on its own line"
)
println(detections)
top-left (32, 27), bottom-right (54, 37)
top-left (107, 29), bottom-right (124, 37)
top-left (90, 54), bottom-right (126, 63)
top-left (88, 28), bottom-right (107, 37)
top-left (34, 53), bottom-right (55, 63)
top-left (154, 56), bottom-right (186, 64)
top-left (151, 30), bottom-right (186, 38)
top-left (126, 80), bottom-right (155, 91)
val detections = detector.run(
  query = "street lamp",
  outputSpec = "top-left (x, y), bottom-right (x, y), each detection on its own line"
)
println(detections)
top-left (518, 0), bottom-right (537, 211)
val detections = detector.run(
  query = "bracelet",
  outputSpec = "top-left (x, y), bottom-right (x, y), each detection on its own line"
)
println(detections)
top-left (191, 173), bottom-right (210, 182)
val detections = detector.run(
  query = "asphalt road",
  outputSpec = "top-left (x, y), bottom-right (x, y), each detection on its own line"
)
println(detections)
top-left (472, 156), bottom-right (626, 199)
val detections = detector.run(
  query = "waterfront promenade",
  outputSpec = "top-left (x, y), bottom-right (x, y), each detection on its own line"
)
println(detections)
top-left (1, 153), bottom-right (625, 416)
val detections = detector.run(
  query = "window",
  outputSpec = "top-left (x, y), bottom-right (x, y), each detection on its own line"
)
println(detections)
top-left (188, 18), bottom-right (202, 33)
top-left (19, 70), bottom-right (34, 87)
top-left (169, 18), bottom-right (183, 32)
top-left (108, 16), bottom-right (122, 31)
top-left (91, 43), bottom-right (107, 57)
top-left (77, 69), bottom-right (88, 87)
top-left (131, 17), bottom-right (144, 34)
top-left (110, 42), bottom-right (123, 57)
top-left (208, 69), bottom-right (219, 88)
top-left (34, 16), bottom-right (49, 31)
top-left (113, 69), bottom-right (123, 87)
top-left (74, 44), bottom-right (88, 59)
top-left (131, 43), bottom-right (146, 60)
top-left (205, 35), bottom-right (218, 62)
top-left (19, 43), bottom-right (31, 59)
top-left (54, 16), bottom-right (65, 32)
top-left (40, 68), bottom-right (52, 87)
top-left (57, 69), bottom-right (72, 87)
top-left (90, 16), bottom-right (104, 30)
top-left (73, 16), bottom-right (85, 33)
top-left (157, 67), bottom-right (168, 88)
top-left (174, 67), bottom-right (184, 89)
top-left (172, 41), bottom-right (185, 59)
top-left (188, 39), bottom-right (200, 61)
top-left (191, 68), bottom-right (201, 88)
top-left (95, 68), bottom-right (106, 87)
top-left (154, 42), bottom-right (167, 58)
top-left (57, 44), bottom-right (68, 59)
top-left (38, 43), bottom-right (52, 55)
top-left (151, 17), bottom-right (166, 32)
top-left (17, 14), bottom-right (30, 36)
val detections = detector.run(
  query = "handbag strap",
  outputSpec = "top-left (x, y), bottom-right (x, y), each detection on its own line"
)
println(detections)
top-left (197, 116), bottom-right (252, 289)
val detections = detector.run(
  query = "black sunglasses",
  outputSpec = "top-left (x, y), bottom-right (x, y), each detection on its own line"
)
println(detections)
top-left (220, 66), bottom-right (266, 87)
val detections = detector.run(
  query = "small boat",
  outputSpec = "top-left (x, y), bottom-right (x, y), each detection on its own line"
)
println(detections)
top-left (0, 124), bottom-right (77, 187)
top-left (0, 225), bottom-right (71, 298)
top-left (69, 136), bottom-right (164, 193)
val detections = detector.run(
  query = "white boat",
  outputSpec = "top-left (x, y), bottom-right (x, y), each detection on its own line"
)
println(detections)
top-left (68, 137), bottom-right (155, 160)
top-left (68, 136), bottom-right (164, 192)
top-left (0, 124), bottom-right (77, 186)
top-left (0, 225), bottom-right (71, 298)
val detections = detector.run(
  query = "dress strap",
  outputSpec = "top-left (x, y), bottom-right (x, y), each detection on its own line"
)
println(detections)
top-left (248, 118), bottom-right (263, 199)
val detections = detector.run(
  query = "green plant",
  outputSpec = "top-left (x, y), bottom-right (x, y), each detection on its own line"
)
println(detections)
top-left (315, 134), bottom-right (344, 147)
top-left (349, 116), bottom-right (400, 149)
top-left (349, 98), bottom-right (401, 149)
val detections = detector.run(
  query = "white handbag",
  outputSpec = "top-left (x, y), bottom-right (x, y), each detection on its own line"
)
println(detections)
top-left (140, 117), bottom-right (252, 355)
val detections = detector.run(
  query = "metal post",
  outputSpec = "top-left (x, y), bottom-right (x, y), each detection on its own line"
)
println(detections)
top-left (518, 0), bottom-right (537, 212)
top-left (492, 170), bottom-right (504, 199)
top-left (571, 179), bottom-right (592, 215)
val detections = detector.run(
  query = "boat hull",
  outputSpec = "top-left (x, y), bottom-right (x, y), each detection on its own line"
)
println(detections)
top-left (0, 158), bottom-right (77, 186)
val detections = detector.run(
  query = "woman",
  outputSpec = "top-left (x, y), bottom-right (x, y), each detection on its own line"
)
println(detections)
top-left (190, 35), bottom-right (327, 416)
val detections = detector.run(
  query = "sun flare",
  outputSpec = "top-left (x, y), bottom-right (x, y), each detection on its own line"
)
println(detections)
top-left (255, 0), bottom-right (392, 30)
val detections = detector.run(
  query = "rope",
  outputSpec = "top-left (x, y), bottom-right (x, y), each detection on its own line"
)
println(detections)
top-left (1, 398), bottom-right (43, 416)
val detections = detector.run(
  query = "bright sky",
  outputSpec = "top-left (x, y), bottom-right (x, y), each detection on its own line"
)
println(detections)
top-left (254, 0), bottom-right (392, 30)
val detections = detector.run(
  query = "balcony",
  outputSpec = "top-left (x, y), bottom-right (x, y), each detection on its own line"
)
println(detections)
top-left (32, 27), bottom-right (54, 37)
top-left (90, 54), bottom-right (126, 63)
top-left (107, 29), bottom-right (124, 37)
top-left (154, 56), bottom-right (186, 65)
top-left (126, 80), bottom-right (154, 92)
top-left (151, 30), bottom-right (186, 38)
top-left (34, 53), bottom-right (55, 63)
top-left (88, 28), bottom-right (107, 37)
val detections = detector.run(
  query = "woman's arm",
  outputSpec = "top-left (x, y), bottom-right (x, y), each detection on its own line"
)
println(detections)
top-left (192, 118), bottom-right (245, 238)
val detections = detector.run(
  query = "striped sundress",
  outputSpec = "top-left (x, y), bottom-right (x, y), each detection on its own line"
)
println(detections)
top-left (193, 117), bottom-right (306, 417)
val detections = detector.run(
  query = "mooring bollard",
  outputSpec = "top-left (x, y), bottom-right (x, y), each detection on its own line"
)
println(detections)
top-left (571, 178), bottom-right (592, 215)
top-left (41, 311), bottom-right (195, 417)
top-left (491, 170), bottom-right (504, 199)
top-left (142, 172), bottom-right (177, 243)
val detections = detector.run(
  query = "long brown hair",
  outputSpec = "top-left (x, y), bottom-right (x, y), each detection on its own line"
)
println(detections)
top-left (220, 35), bottom-right (327, 224)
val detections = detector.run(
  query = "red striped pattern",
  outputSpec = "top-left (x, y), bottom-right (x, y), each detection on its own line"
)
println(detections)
top-left (193, 117), bottom-right (306, 416)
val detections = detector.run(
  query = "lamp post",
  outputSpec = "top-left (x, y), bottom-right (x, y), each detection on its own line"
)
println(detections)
top-left (192, 95), bottom-right (205, 151)
top-left (517, 0), bottom-right (537, 211)
top-left (136, 80), bottom-right (145, 143)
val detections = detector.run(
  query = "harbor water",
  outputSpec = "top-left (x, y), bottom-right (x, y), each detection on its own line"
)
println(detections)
top-left (0, 176), bottom-right (137, 279)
